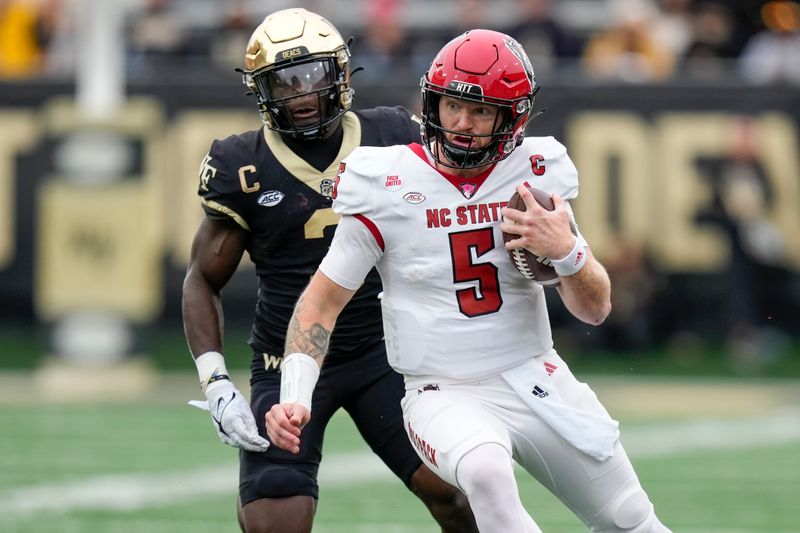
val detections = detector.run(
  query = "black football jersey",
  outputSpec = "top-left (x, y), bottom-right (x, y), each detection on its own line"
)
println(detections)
top-left (198, 106), bottom-right (420, 377)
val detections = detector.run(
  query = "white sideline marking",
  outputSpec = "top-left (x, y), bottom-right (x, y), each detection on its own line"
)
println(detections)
top-left (621, 407), bottom-right (800, 458)
top-left (0, 451), bottom-right (388, 514)
top-left (1, 408), bottom-right (799, 515)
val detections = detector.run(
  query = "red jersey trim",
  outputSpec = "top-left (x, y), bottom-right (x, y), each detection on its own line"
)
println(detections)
top-left (353, 214), bottom-right (385, 252)
top-left (406, 143), bottom-right (496, 197)
top-left (409, 142), bottom-right (432, 166)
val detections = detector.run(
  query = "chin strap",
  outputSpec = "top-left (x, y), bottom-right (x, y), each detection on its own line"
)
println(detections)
top-left (346, 35), bottom-right (366, 79)
top-left (235, 67), bottom-right (256, 97)
top-left (530, 107), bottom-right (547, 121)
top-left (439, 135), bottom-right (495, 169)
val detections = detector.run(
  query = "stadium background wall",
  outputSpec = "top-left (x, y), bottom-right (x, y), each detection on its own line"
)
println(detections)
top-left (0, 79), bottom-right (798, 345)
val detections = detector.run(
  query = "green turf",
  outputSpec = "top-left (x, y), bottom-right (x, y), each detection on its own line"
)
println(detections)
top-left (4, 326), bottom-right (800, 379)
top-left (514, 442), bottom-right (800, 532)
top-left (1, 392), bottom-right (799, 533)
top-left (0, 405), bottom-right (227, 486)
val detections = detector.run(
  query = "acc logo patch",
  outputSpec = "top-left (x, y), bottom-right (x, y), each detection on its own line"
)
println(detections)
top-left (257, 190), bottom-right (285, 207)
top-left (403, 192), bottom-right (426, 204)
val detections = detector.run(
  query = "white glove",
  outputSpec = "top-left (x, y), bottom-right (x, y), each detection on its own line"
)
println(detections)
top-left (188, 379), bottom-right (270, 453)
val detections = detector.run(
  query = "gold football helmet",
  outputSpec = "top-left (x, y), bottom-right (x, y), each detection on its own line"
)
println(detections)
top-left (242, 8), bottom-right (353, 140)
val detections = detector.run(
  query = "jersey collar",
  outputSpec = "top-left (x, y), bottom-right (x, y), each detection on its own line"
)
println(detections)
top-left (263, 112), bottom-right (361, 191)
top-left (407, 143), bottom-right (496, 200)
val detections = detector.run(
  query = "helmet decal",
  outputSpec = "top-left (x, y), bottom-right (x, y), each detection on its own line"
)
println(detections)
top-left (447, 81), bottom-right (483, 96)
top-left (503, 36), bottom-right (535, 86)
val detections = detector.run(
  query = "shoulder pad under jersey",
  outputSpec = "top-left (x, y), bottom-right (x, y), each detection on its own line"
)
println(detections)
top-left (332, 144), bottom-right (410, 217)
top-left (354, 105), bottom-right (422, 145)
top-left (518, 136), bottom-right (579, 200)
top-left (197, 130), bottom-right (261, 226)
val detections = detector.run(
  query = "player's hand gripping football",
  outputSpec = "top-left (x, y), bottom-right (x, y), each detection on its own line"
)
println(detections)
top-left (189, 380), bottom-right (270, 452)
top-left (265, 402), bottom-right (310, 454)
top-left (500, 185), bottom-right (576, 260)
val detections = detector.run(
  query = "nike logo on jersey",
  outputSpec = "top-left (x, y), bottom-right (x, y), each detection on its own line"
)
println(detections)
top-left (257, 190), bottom-right (285, 207)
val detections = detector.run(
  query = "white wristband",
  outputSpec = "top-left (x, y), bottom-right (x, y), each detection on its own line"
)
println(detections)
top-left (550, 237), bottom-right (587, 277)
top-left (280, 353), bottom-right (320, 411)
top-left (194, 351), bottom-right (229, 391)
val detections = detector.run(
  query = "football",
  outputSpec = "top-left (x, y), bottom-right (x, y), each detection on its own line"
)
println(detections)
top-left (502, 186), bottom-right (561, 287)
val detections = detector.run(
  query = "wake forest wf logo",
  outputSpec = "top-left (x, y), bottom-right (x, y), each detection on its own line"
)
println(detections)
top-left (198, 153), bottom-right (218, 192)
top-left (263, 353), bottom-right (283, 371)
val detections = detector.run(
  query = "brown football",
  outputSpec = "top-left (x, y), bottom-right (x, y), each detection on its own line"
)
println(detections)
top-left (502, 186), bottom-right (561, 287)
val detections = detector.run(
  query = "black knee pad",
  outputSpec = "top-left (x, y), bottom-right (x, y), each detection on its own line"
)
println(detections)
top-left (240, 465), bottom-right (318, 504)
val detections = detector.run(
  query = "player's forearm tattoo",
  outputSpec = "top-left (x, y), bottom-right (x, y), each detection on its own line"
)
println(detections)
top-left (285, 311), bottom-right (330, 366)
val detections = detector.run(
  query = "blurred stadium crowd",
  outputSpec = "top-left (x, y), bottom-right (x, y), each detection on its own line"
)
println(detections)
top-left (1, 0), bottom-right (800, 85)
top-left (1, 0), bottom-right (799, 371)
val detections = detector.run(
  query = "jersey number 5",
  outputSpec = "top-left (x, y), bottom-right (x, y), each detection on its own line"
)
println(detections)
top-left (449, 228), bottom-right (502, 317)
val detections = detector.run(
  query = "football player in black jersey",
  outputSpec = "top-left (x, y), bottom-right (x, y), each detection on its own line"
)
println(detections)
top-left (182, 8), bottom-right (477, 533)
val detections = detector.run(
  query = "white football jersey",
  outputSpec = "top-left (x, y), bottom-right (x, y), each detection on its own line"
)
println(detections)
top-left (324, 138), bottom-right (580, 381)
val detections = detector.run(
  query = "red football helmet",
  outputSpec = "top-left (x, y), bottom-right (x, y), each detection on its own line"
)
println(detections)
top-left (420, 29), bottom-right (539, 169)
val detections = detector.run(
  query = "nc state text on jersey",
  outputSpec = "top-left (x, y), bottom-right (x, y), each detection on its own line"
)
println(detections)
top-left (426, 201), bottom-right (509, 228)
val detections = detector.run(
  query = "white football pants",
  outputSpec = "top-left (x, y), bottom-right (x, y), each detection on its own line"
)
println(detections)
top-left (401, 353), bottom-right (671, 532)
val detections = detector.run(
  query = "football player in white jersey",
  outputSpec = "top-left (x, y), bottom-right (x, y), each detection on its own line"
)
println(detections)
top-left (266, 29), bottom-right (672, 533)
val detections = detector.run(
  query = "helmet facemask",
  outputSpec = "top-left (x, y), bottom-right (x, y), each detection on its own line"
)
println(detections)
top-left (421, 81), bottom-right (533, 170)
top-left (246, 52), bottom-right (352, 140)
top-left (241, 9), bottom-right (354, 141)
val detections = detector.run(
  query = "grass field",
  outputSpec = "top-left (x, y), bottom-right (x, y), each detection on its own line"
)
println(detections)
top-left (1, 371), bottom-right (799, 533)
